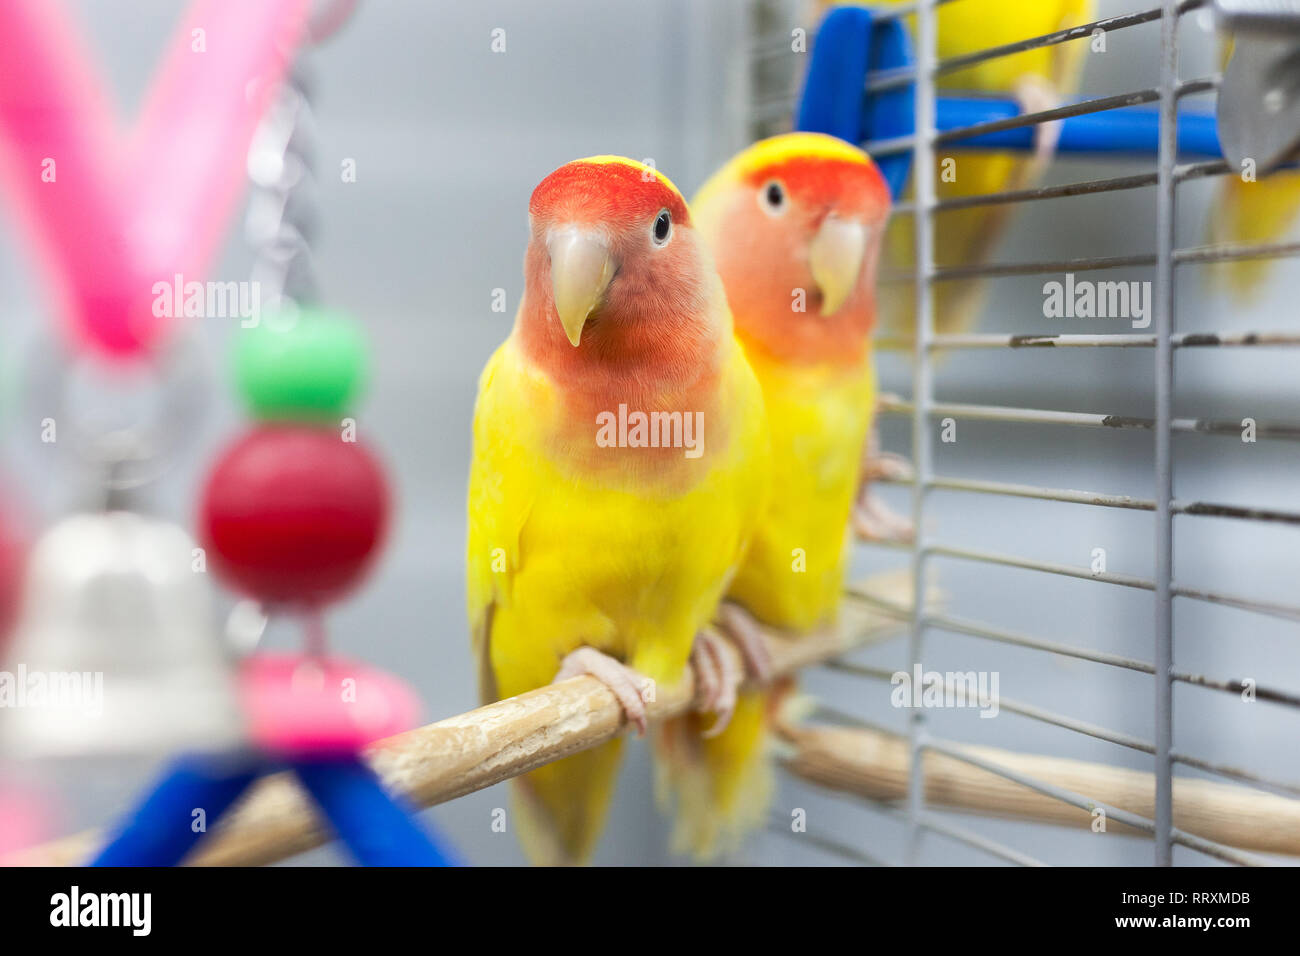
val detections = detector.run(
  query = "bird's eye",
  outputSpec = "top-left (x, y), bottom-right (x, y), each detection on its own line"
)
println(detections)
top-left (651, 209), bottom-right (672, 246)
top-left (760, 180), bottom-right (786, 214)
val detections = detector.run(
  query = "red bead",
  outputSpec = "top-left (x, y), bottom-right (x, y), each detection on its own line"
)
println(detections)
top-left (0, 507), bottom-right (23, 643)
top-left (199, 425), bottom-right (390, 606)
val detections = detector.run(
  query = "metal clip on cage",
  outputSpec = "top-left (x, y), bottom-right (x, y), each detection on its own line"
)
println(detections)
top-left (784, 1), bottom-right (1300, 867)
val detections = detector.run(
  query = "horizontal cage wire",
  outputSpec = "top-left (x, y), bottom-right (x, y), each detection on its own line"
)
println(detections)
top-left (747, 0), bottom-right (1300, 867)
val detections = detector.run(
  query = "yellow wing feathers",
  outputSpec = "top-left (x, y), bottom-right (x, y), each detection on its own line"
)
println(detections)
top-left (727, 348), bottom-right (877, 632)
top-left (469, 337), bottom-right (769, 692)
top-left (467, 334), bottom-right (769, 864)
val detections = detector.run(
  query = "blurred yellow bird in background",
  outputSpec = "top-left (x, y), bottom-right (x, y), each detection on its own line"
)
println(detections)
top-left (864, 0), bottom-right (1097, 338)
top-left (654, 133), bottom-right (892, 859)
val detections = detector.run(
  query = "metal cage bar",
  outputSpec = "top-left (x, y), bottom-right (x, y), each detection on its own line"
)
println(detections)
top-left (878, 394), bottom-right (1300, 442)
top-left (903, 0), bottom-right (939, 868)
top-left (875, 473), bottom-right (1300, 528)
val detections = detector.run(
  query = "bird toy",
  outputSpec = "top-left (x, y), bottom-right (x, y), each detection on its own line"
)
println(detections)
top-left (0, 0), bottom-right (457, 866)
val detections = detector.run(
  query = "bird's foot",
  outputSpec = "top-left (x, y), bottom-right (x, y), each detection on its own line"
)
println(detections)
top-left (1015, 75), bottom-right (1063, 168)
top-left (689, 629), bottom-right (741, 738)
top-left (856, 424), bottom-right (915, 543)
top-left (854, 489), bottom-right (915, 544)
top-left (717, 601), bottom-right (774, 685)
top-left (862, 449), bottom-right (913, 484)
top-left (554, 647), bottom-right (650, 735)
top-left (861, 417), bottom-right (912, 484)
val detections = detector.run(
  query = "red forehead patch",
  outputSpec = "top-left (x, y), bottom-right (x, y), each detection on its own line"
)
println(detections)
top-left (744, 154), bottom-right (889, 213)
top-left (530, 159), bottom-right (691, 227)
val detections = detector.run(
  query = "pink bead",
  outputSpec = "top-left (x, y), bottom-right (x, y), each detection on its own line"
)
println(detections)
top-left (238, 652), bottom-right (420, 757)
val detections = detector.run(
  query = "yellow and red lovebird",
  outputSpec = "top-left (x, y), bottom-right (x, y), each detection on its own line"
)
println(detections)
top-left (466, 157), bottom-right (771, 865)
top-left (654, 133), bottom-right (892, 859)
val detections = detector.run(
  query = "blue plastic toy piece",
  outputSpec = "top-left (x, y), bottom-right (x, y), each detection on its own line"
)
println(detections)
top-left (795, 6), bottom-right (875, 144)
top-left (91, 752), bottom-right (461, 868)
top-left (295, 756), bottom-right (462, 867)
top-left (795, 6), bottom-right (912, 198)
top-left (91, 754), bottom-right (260, 867)
top-left (863, 16), bottom-right (914, 198)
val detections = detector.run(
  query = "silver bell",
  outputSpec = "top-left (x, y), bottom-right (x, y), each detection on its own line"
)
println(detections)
top-left (0, 511), bottom-right (245, 758)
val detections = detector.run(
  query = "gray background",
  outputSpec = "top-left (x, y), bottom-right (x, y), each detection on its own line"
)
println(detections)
top-left (0, 0), bottom-right (1297, 866)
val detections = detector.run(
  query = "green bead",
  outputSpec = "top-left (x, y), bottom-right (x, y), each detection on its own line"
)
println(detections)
top-left (234, 307), bottom-right (368, 421)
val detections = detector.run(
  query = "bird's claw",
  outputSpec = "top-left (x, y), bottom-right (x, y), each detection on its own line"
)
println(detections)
top-left (554, 646), bottom-right (650, 735)
top-left (861, 450), bottom-right (913, 484)
top-left (716, 601), bottom-right (774, 685)
top-left (1015, 75), bottom-right (1063, 168)
top-left (857, 422), bottom-right (915, 543)
top-left (854, 490), bottom-right (915, 544)
top-left (690, 630), bottom-right (740, 738)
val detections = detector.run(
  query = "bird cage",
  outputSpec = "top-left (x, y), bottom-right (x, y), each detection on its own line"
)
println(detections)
top-left (742, 0), bottom-right (1300, 867)
top-left (5, 0), bottom-right (1299, 877)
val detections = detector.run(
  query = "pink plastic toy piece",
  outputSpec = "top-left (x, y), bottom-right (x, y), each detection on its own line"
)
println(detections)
top-left (0, 1), bottom-right (127, 354)
top-left (238, 652), bottom-right (421, 758)
top-left (0, 0), bottom-right (310, 358)
top-left (125, 0), bottom-right (310, 338)
top-left (0, 785), bottom-right (52, 861)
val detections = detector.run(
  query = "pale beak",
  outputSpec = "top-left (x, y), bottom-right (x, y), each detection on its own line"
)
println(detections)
top-left (808, 215), bottom-right (868, 316)
top-left (548, 227), bottom-right (615, 347)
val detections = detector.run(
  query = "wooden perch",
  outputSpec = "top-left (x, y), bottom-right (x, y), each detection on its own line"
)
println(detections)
top-left (779, 721), bottom-right (1300, 857)
top-left (28, 568), bottom-right (1295, 866)
top-left (10, 574), bottom-right (914, 867)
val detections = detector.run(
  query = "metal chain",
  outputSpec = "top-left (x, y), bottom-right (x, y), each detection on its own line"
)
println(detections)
top-left (245, 56), bottom-right (322, 316)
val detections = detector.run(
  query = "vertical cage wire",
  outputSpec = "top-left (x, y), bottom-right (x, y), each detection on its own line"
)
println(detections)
top-left (906, 0), bottom-right (939, 867)
top-left (1152, 0), bottom-right (1180, 866)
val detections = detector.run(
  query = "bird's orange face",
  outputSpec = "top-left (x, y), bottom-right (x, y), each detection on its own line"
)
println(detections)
top-left (514, 157), bottom-right (737, 478)
top-left (693, 133), bottom-right (891, 365)
top-left (520, 157), bottom-right (725, 378)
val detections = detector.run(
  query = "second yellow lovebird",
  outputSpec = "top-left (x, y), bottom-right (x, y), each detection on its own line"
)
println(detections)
top-left (466, 157), bottom-right (770, 865)
top-left (653, 133), bottom-right (892, 859)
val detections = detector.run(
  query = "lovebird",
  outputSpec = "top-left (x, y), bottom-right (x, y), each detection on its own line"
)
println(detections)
top-left (654, 133), bottom-right (892, 859)
top-left (466, 157), bottom-right (771, 865)
top-left (869, 0), bottom-right (1097, 339)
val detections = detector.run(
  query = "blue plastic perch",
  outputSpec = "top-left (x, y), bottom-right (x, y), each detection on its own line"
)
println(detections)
top-left (934, 96), bottom-right (1221, 159)
top-left (797, 5), bottom-right (1224, 200)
